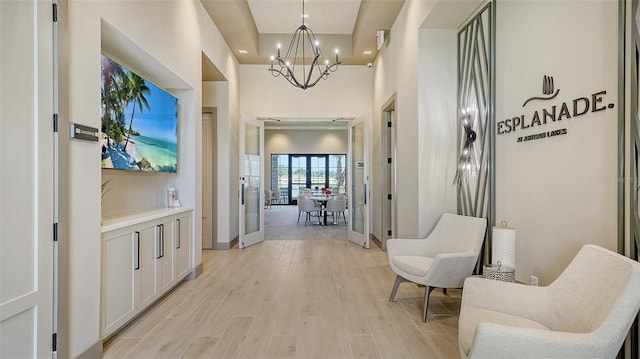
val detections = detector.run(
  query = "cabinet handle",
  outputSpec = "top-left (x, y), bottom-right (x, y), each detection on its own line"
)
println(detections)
top-left (161, 224), bottom-right (165, 258)
top-left (156, 225), bottom-right (162, 259)
top-left (134, 231), bottom-right (140, 270)
top-left (176, 219), bottom-right (181, 249)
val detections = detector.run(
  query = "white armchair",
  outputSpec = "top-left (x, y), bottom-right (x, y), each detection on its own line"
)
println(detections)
top-left (387, 213), bottom-right (487, 322)
top-left (458, 244), bottom-right (640, 359)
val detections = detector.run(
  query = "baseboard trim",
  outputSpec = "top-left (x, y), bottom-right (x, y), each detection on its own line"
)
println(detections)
top-left (371, 234), bottom-right (382, 250)
top-left (185, 262), bottom-right (204, 280)
top-left (211, 236), bottom-right (239, 250)
top-left (77, 339), bottom-right (102, 359)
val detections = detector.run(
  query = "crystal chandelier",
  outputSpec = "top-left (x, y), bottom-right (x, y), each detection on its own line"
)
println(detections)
top-left (268, 0), bottom-right (340, 90)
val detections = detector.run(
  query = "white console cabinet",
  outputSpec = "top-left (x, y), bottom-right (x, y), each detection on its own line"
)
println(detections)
top-left (101, 208), bottom-right (193, 339)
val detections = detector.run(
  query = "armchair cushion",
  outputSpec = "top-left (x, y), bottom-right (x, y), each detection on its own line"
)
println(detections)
top-left (390, 256), bottom-right (434, 277)
top-left (459, 306), bottom-right (549, 356)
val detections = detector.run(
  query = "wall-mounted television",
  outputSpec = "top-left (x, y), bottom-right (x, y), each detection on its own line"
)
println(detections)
top-left (100, 54), bottom-right (178, 173)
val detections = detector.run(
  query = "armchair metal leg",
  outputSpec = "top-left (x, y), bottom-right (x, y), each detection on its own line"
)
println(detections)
top-left (423, 286), bottom-right (436, 322)
top-left (389, 275), bottom-right (409, 302)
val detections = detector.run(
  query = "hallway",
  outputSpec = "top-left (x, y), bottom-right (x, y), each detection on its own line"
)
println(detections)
top-left (103, 240), bottom-right (462, 358)
top-left (264, 205), bottom-right (349, 241)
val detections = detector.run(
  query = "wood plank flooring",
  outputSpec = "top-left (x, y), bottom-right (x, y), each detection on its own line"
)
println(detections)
top-left (104, 207), bottom-right (462, 359)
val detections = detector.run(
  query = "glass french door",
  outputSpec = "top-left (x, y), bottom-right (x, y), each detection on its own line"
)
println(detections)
top-left (273, 154), bottom-right (347, 204)
top-left (348, 118), bottom-right (370, 248)
top-left (239, 117), bottom-right (264, 248)
top-left (290, 155), bottom-right (326, 200)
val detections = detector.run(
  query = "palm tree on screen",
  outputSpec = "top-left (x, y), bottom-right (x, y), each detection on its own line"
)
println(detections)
top-left (123, 72), bottom-right (150, 152)
top-left (101, 56), bottom-right (125, 148)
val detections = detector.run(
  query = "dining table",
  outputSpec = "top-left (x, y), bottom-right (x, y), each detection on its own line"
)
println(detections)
top-left (309, 195), bottom-right (332, 225)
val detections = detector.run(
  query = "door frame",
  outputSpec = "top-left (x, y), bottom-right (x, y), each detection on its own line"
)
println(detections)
top-left (380, 95), bottom-right (397, 251)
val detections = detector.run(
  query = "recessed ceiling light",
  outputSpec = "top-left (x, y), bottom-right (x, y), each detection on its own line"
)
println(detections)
top-left (363, 50), bottom-right (372, 55)
top-left (238, 49), bottom-right (248, 54)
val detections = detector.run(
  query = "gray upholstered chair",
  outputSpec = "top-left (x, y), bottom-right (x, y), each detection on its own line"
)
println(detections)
top-left (458, 244), bottom-right (640, 359)
top-left (387, 213), bottom-right (487, 322)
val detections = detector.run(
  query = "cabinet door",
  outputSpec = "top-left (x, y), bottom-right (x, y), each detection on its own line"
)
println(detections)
top-left (175, 214), bottom-right (192, 280)
top-left (102, 230), bottom-right (135, 337)
top-left (157, 220), bottom-right (174, 292)
top-left (137, 224), bottom-right (158, 308)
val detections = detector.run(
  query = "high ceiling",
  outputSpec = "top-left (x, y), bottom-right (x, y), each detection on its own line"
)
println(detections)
top-left (200, 0), bottom-right (405, 67)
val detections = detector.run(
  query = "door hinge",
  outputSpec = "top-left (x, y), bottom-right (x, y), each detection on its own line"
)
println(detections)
top-left (387, 194), bottom-right (392, 200)
top-left (387, 121), bottom-right (392, 128)
top-left (53, 222), bottom-right (58, 242)
top-left (387, 157), bottom-right (392, 164)
top-left (52, 332), bottom-right (57, 352)
top-left (388, 230), bottom-right (392, 236)
top-left (53, 113), bottom-right (58, 132)
top-left (52, 3), bottom-right (57, 22)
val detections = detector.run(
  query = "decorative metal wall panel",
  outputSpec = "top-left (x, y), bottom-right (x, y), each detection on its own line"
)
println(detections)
top-left (630, 1), bottom-right (639, 356)
top-left (457, 3), bottom-right (495, 265)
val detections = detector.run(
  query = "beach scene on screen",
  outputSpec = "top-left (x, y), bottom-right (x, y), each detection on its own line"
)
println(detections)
top-left (100, 55), bottom-right (178, 173)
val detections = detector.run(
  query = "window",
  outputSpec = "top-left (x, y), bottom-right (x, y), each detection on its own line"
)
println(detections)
top-left (271, 154), bottom-right (347, 204)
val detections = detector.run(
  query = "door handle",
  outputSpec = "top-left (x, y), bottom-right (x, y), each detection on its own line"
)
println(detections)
top-left (241, 183), bottom-right (245, 205)
top-left (364, 184), bottom-right (367, 205)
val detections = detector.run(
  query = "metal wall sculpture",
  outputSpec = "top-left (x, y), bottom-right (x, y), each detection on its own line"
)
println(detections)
top-left (457, 3), bottom-right (495, 264)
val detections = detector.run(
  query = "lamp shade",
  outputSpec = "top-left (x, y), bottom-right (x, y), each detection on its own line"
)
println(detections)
top-left (492, 222), bottom-right (516, 270)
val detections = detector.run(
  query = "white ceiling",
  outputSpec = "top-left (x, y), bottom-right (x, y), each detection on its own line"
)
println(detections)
top-left (200, 0), bottom-right (405, 73)
top-left (247, 0), bottom-right (361, 35)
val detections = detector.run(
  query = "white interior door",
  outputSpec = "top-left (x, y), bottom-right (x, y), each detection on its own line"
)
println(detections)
top-left (201, 113), bottom-right (215, 249)
top-left (0, 1), bottom-right (55, 357)
top-left (239, 116), bottom-right (264, 248)
top-left (348, 118), bottom-right (370, 248)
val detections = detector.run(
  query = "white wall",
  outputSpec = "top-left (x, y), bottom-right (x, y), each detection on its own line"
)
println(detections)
top-left (417, 28), bottom-right (458, 235)
top-left (203, 81), bottom-right (239, 246)
top-left (239, 65), bottom-right (372, 119)
top-left (495, 0), bottom-right (619, 284)
top-left (264, 129), bottom-right (349, 190)
top-left (370, 0), bottom-right (475, 241)
top-left (66, 1), bottom-right (238, 356)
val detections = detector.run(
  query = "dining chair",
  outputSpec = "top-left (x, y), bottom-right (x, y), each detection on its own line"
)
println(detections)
top-left (325, 198), bottom-right (347, 224)
top-left (264, 188), bottom-right (271, 208)
top-left (271, 188), bottom-right (281, 206)
top-left (297, 197), bottom-right (319, 225)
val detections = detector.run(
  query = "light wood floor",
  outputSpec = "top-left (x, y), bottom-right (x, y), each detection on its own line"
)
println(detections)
top-left (103, 208), bottom-right (462, 359)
